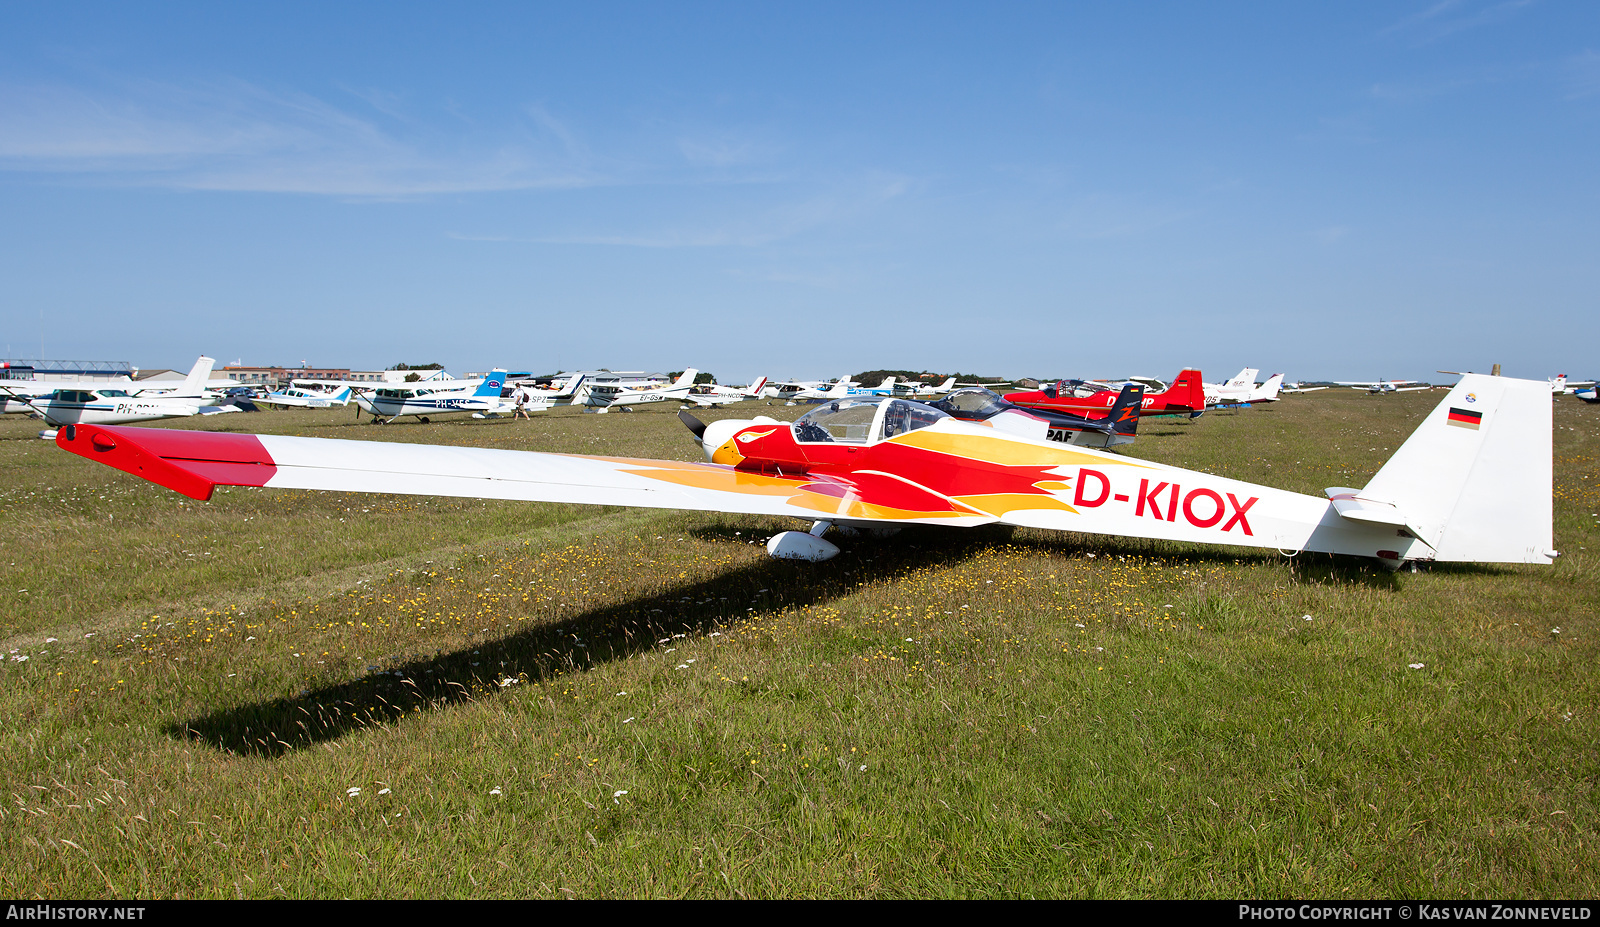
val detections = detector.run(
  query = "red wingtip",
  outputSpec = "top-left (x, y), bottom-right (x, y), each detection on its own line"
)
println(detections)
top-left (56, 424), bottom-right (277, 501)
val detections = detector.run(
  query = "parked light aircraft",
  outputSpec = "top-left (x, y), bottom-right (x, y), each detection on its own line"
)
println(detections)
top-left (684, 378), bottom-right (770, 408)
top-left (1006, 368), bottom-right (1206, 419)
top-left (1547, 375), bottom-right (1596, 394)
top-left (0, 356), bottom-right (224, 414)
top-left (57, 374), bottom-right (1553, 571)
top-left (2, 386), bottom-right (240, 430)
top-left (789, 377), bottom-right (858, 402)
top-left (256, 386), bottom-right (354, 409)
top-left (509, 373), bottom-right (589, 408)
top-left (1207, 371), bottom-right (1284, 407)
top-left (1337, 379), bottom-right (1430, 393)
top-left (929, 384), bottom-right (1145, 448)
top-left (588, 369), bottom-right (700, 411)
top-left (760, 379), bottom-right (830, 402)
top-left (354, 370), bottom-right (508, 423)
top-left (900, 377), bottom-right (958, 398)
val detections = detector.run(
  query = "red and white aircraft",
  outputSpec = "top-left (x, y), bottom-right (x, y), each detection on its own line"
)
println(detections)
top-left (1004, 368), bottom-right (1206, 419)
top-left (57, 375), bottom-right (1552, 570)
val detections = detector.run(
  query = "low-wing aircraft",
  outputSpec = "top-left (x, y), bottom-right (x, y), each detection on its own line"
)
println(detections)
top-left (1547, 374), bottom-right (1596, 395)
top-left (1005, 368), bottom-right (1206, 419)
top-left (683, 377), bottom-right (770, 408)
top-left (3, 386), bottom-right (241, 430)
top-left (54, 374), bottom-right (1552, 570)
top-left (353, 370), bottom-right (508, 423)
top-left (928, 384), bottom-right (1144, 448)
top-left (1337, 379), bottom-right (1430, 393)
top-left (588, 369), bottom-right (700, 411)
top-left (1207, 372), bottom-right (1284, 407)
top-left (256, 386), bottom-right (354, 409)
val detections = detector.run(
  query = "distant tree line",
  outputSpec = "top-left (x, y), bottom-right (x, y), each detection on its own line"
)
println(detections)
top-left (389, 362), bottom-right (445, 383)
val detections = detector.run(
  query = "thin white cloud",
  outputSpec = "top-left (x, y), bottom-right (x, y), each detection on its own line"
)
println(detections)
top-left (1381, 0), bottom-right (1536, 44)
top-left (0, 77), bottom-right (605, 196)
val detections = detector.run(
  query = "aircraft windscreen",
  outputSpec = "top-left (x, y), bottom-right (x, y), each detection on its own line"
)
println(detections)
top-left (932, 388), bottom-right (1008, 420)
top-left (792, 397), bottom-right (948, 443)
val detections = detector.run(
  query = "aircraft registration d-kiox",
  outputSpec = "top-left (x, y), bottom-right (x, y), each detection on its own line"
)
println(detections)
top-left (58, 374), bottom-right (1551, 571)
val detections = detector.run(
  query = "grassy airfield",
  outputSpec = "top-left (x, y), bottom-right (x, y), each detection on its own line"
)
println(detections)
top-left (1, 390), bottom-right (1596, 899)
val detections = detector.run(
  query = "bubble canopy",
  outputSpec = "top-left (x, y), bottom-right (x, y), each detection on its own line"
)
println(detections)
top-left (791, 396), bottom-right (950, 444)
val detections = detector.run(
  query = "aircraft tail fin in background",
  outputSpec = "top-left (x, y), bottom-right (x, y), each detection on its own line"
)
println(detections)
top-left (1257, 373), bottom-right (1284, 402)
top-left (1332, 374), bottom-right (1553, 564)
top-left (1226, 368), bottom-right (1257, 389)
top-left (747, 377), bottom-right (769, 397)
top-left (474, 370), bottom-right (508, 398)
top-left (180, 356), bottom-right (217, 396)
top-left (1108, 384), bottom-right (1145, 436)
top-left (1170, 368), bottom-right (1206, 417)
top-left (675, 368), bottom-right (699, 387)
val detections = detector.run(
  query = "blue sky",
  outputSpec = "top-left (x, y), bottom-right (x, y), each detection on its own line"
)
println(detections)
top-left (1, 1), bottom-right (1596, 384)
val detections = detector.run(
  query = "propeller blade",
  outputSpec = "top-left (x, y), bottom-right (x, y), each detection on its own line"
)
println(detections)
top-left (677, 410), bottom-right (708, 442)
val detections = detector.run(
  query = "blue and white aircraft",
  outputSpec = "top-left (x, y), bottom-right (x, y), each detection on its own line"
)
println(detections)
top-left (354, 370), bottom-right (509, 423)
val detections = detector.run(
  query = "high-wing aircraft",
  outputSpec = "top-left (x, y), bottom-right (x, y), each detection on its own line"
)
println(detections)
top-left (353, 370), bottom-right (508, 423)
top-left (929, 384), bottom-right (1144, 448)
top-left (1, 355), bottom-right (225, 414)
top-left (789, 377), bottom-right (857, 402)
top-left (1005, 368), bottom-right (1206, 419)
top-left (1337, 379), bottom-right (1430, 393)
top-left (256, 386), bottom-right (354, 409)
top-left (3, 386), bottom-right (240, 430)
top-left (588, 369), bottom-right (701, 411)
top-left (900, 377), bottom-right (959, 398)
top-left (53, 374), bottom-right (1551, 570)
top-left (683, 377), bottom-right (770, 408)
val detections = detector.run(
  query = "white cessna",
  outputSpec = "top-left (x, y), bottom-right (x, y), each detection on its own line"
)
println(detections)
top-left (683, 377), bottom-right (770, 408)
top-left (354, 370), bottom-right (509, 423)
top-left (588, 369), bottom-right (701, 412)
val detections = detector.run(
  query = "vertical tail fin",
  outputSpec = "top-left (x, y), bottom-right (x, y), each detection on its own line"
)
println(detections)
top-left (475, 370), bottom-right (508, 398)
top-left (675, 368), bottom-right (699, 387)
top-left (1108, 384), bottom-right (1145, 436)
top-left (1167, 368), bottom-right (1206, 417)
top-left (747, 377), bottom-right (769, 397)
top-left (1355, 374), bottom-right (1553, 563)
top-left (1256, 373), bottom-right (1283, 402)
top-left (179, 356), bottom-right (216, 396)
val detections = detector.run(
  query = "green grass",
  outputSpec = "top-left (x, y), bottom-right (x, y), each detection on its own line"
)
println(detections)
top-left (1, 392), bottom-right (1595, 898)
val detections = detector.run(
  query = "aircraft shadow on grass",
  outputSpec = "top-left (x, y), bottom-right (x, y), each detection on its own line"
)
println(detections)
top-left (166, 524), bottom-right (1513, 757)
